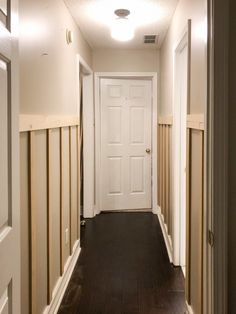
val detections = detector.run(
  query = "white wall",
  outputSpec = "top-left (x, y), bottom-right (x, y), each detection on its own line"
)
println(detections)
top-left (160, 0), bottom-right (207, 115)
top-left (19, 0), bottom-right (92, 115)
top-left (93, 49), bottom-right (160, 72)
top-left (93, 48), bottom-right (161, 116)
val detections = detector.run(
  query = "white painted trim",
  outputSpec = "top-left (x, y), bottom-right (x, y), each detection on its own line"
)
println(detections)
top-left (187, 114), bottom-right (205, 130)
top-left (19, 115), bottom-right (80, 132)
top-left (155, 206), bottom-right (173, 263)
top-left (94, 72), bottom-right (158, 214)
top-left (83, 75), bottom-right (95, 218)
top-left (95, 72), bottom-right (158, 78)
top-left (43, 240), bottom-right (81, 314)
top-left (152, 205), bottom-right (159, 215)
top-left (76, 54), bottom-right (95, 219)
top-left (172, 22), bottom-right (190, 266)
top-left (77, 55), bottom-right (93, 75)
top-left (186, 301), bottom-right (194, 314)
top-left (158, 116), bottom-right (173, 125)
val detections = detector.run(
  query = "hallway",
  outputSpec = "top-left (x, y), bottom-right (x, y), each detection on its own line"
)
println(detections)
top-left (58, 213), bottom-right (186, 314)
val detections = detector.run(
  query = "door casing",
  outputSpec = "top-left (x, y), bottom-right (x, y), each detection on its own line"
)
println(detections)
top-left (95, 72), bottom-right (158, 214)
top-left (76, 54), bottom-right (94, 219)
top-left (172, 23), bottom-right (190, 268)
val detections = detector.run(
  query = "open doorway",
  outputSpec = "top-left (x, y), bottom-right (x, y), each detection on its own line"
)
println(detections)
top-left (77, 55), bottom-right (94, 223)
top-left (172, 21), bottom-right (191, 274)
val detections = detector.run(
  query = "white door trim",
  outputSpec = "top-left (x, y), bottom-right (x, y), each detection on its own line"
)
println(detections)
top-left (172, 22), bottom-right (191, 267)
top-left (76, 55), bottom-right (95, 218)
top-left (95, 72), bottom-right (158, 214)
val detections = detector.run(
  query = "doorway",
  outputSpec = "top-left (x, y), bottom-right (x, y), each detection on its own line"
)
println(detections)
top-left (173, 24), bottom-right (190, 271)
top-left (100, 78), bottom-right (152, 210)
top-left (95, 73), bottom-right (158, 213)
top-left (77, 55), bottom-right (94, 219)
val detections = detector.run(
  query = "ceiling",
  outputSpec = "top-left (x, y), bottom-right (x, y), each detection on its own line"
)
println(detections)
top-left (64, 0), bottom-right (179, 49)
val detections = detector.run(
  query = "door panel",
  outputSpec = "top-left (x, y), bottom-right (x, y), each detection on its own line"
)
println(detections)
top-left (108, 107), bottom-right (122, 144)
top-left (130, 107), bottom-right (145, 144)
top-left (0, 59), bottom-right (10, 231)
top-left (0, 0), bottom-right (20, 312)
top-left (108, 157), bottom-right (122, 194)
top-left (101, 79), bottom-right (152, 210)
top-left (130, 157), bottom-right (144, 193)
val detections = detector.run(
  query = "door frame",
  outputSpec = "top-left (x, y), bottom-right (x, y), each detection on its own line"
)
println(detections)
top-left (94, 72), bottom-right (158, 214)
top-left (76, 54), bottom-right (94, 218)
top-left (172, 21), bottom-right (191, 267)
top-left (0, 0), bottom-right (21, 312)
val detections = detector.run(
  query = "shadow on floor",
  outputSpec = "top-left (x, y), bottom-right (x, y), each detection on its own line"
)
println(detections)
top-left (58, 212), bottom-right (187, 314)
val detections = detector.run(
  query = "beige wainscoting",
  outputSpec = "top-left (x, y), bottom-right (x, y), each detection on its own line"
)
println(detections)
top-left (157, 116), bottom-right (173, 239)
top-left (20, 115), bottom-right (81, 314)
top-left (186, 114), bottom-right (204, 314)
top-left (157, 114), bottom-right (205, 314)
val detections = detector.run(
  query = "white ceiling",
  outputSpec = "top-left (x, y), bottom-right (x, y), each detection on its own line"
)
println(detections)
top-left (64, 0), bottom-right (179, 49)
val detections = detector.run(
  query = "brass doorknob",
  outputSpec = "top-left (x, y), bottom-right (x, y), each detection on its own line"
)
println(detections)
top-left (146, 148), bottom-right (151, 153)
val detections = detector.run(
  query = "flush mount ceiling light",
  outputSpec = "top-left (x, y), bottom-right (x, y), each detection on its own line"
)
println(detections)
top-left (111, 9), bottom-right (135, 42)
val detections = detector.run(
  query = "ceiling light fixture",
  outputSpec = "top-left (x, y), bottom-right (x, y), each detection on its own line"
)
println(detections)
top-left (111, 9), bottom-right (134, 42)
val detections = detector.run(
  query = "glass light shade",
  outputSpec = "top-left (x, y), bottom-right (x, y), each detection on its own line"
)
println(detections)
top-left (111, 17), bottom-right (134, 42)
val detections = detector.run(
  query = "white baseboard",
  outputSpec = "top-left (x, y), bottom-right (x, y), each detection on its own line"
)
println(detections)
top-left (83, 211), bottom-right (95, 218)
top-left (155, 206), bottom-right (173, 263)
top-left (152, 205), bottom-right (160, 215)
top-left (186, 301), bottom-right (194, 314)
top-left (94, 206), bottom-right (101, 216)
top-left (43, 240), bottom-right (81, 314)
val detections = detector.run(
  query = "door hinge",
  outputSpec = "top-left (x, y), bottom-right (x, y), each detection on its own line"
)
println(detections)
top-left (208, 230), bottom-right (214, 247)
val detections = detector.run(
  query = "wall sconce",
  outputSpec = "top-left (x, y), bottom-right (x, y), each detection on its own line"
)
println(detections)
top-left (66, 29), bottom-right (73, 44)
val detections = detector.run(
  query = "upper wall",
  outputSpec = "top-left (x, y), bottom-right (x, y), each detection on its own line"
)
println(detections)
top-left (93, 49), bottom-right (160, 72)
top-left (160, 0), bottom-right (207, 115)
top-left (19, 0), bottom-right (92, 115)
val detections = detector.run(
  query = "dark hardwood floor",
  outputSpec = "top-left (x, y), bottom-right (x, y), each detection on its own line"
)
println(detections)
top-left (58, 213), bottom-right (187, 314)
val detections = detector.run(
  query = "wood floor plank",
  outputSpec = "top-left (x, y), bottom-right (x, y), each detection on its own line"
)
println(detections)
top-left (58, 213), bottom-right (187, 314)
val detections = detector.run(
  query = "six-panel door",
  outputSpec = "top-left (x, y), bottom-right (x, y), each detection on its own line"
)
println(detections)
top-left (100, 78), bottom-right (152, 211)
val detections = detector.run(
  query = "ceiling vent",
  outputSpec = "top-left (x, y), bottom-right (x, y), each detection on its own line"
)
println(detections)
top-left (144, 35), bottom-right (157, 44)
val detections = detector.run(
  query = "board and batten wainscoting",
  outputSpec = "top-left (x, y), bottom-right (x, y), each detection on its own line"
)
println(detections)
top-left (157, 116), bottom-right (173, 262)
top-left (157, 114), bottom-right (205, 314)
top-left (20, 115), bottom-right (81, 314)
top-left (186, 114), bottom-right (204, 314)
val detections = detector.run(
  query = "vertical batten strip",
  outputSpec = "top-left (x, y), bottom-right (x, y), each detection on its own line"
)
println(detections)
top-left (163, 126), bottom-right (166, 221)
top-left (59, 127), bottom-right (63, 275)
top-left (160, 126), bottom-right (163, 211)
top-left (29, 131), bottom-right (37, 314)
top-left (166, 126), bottom-right (169, 233)
top-left (77, 125), bottom-right (80, 239)
top-left (69, 126), bottom-right (72, 254)
top-left (186, 128), bottom-right (191, 303)
top-left (77, 125), bottom-right (81, 239)
top-left (157, 125), bottom-right (160, 206)
top-left (169, 125), bottom-right (172, 237)
top-left (47, 129), bottom-right (52, 303)
top-left (200, 130), bottom-right (204, 314)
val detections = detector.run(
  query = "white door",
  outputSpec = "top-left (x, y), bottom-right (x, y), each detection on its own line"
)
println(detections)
top-left (0, 0), bottom-right (20, 313)
top-left (100, 78), bottom-right (152, 210)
